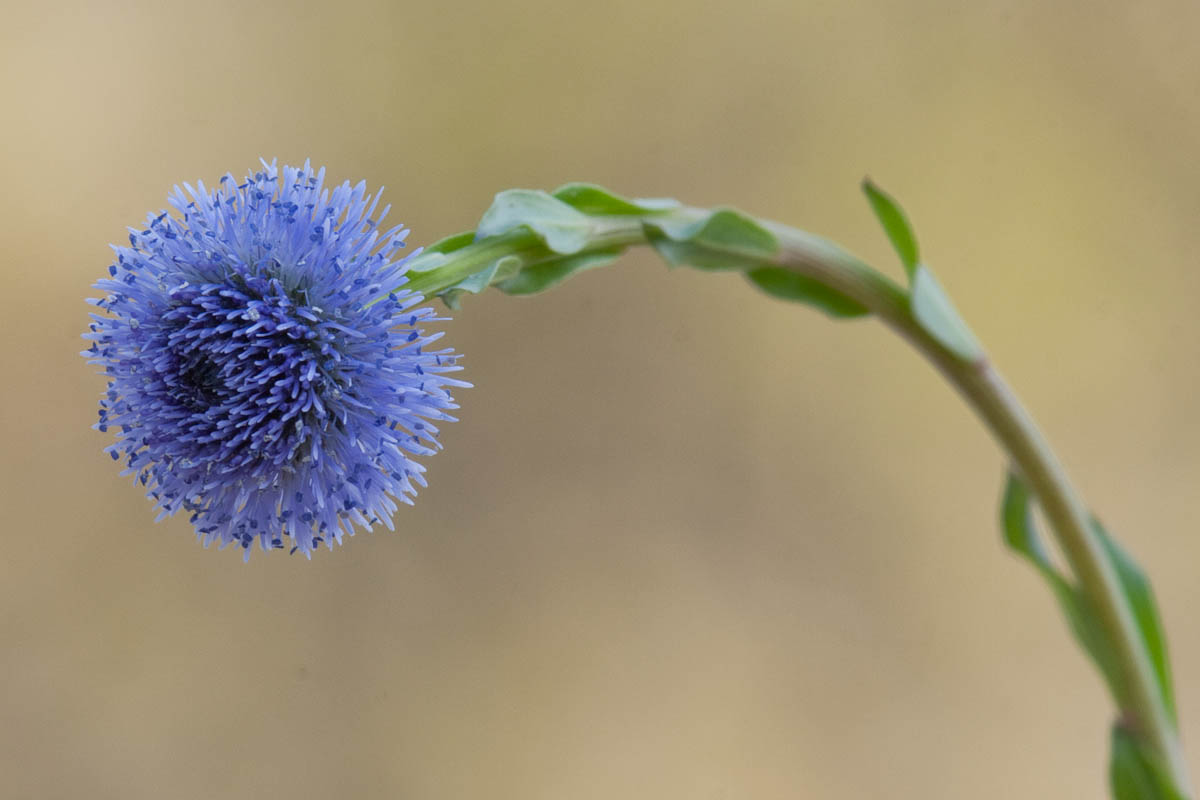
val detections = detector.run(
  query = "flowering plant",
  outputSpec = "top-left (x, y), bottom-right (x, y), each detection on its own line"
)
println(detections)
top-left (84, 162), bottom-right (467, 558)
top-left (85, 162), bottom-right (1189, 799)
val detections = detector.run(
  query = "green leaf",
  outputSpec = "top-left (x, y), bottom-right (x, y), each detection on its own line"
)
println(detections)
top-left (999, 472), bottom-right (1122, 705)
top-left (911, 265), bottom-right (984, 362)
top-left (435, 255), bottom-right (524, 309)
top-left (1110, 724), bottom-right (1184, 800)
top-left (551, 183), bottom-right (679, 216)
top-left (744, 267), bottom-right (869, 318)
top-left (1001, 468), bottom-right (1184, 800)
top-left (646, 208), bottom-right (873, 319)
top-left (1093, 519), bottom-right (1177, 725)
top-left (650, 208), bottom-right (778, 260)
top-left (646, 236), bottom-right (760, 272)
top-left (644, 208), bottom-right (779, 272)
top-left (424, 230), bottom-right (476, 256)
top-left (402, 231), bottom-right (476, 275)
top-left (862, 178), bottom-right (919, 279)
top-left (448, 255), bottom-right (523, 295)
top-left (496, 249), bottom-right (623, 296)
top-left (476, 189), bottom-right (594, 254)
top-left (861, 181), bottom-right (979, 360)
top-left (1000, 471), bottom-right (1055, 574)
top-left (440, 289), bottom-right (466, 310)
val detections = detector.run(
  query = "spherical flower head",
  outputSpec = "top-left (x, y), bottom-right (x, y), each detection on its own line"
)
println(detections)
top-left (83, 160), bottom-right (467, 559)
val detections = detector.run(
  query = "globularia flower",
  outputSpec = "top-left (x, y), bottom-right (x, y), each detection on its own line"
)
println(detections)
top-left (83, 161), bottom-right (466, 559)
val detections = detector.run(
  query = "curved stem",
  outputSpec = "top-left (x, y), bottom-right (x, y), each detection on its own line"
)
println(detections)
top-left (767, 223), bottom-right (1191, 794)
top-left (406, 206), bottom-right (1191, 795)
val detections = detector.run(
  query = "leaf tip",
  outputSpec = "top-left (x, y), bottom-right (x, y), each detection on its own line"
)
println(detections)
top-left (861, 178), bottom-right (920, 278)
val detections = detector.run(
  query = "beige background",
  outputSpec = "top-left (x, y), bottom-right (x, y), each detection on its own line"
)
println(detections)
top-left (3, 1), bottom-right (1200, 797)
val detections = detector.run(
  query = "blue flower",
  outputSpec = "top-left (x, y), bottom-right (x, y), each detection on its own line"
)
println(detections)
top-left (83, 160), bottom-right (467, 559)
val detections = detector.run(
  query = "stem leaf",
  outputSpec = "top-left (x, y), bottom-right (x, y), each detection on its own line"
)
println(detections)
top-left (1001, 470), bottom-right (1055, 573)
top-left (644, 208), bottom-right (779, 273)
top-left (1002, 472), bottom-right (1183, 797)
top-left (477, 189), bottom-right (594, 254)
top-left (552, 183), bottom-right (679, 216)
top-left (1111, 723), bottom-right (1185, 800)
top-left (1000, 472), bottom-right (1122, 704)
top-left (1092, 518), bottom-right (1177, 726)
top-left (911, 265), bottom-right (984, 361)
top-left (439, 255), bottom-right (523, 309)
top-left (424, 230), bottom-right (476, 256)
top-left (744, 267), bottom-right (869, 318)
top-left (401, 232), bottom-right (476, 276)
top-left (862, 178), bottom-right (919, 279)
top-left (496, 249), bottom-right (623, 295)
top-left (649, 208), bottom-right (779, 261)
top-left (645, 235), bottom-right (763, 272)
top-left (453, 255), bottom-right (522, 294)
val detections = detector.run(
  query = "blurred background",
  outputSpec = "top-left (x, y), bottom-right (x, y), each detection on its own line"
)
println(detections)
top-left (3, 0), bottom-right (1200, 797)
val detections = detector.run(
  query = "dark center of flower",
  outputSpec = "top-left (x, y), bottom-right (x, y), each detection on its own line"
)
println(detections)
top-left (176, 353), bottom-right (225, 411)
top-left (152, 270), bottom-right (361, 474)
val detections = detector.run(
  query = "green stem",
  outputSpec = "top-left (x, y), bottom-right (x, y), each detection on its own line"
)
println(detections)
top-left (765, 223), bottom-right (1191, 794)
top-left (405, 207), bottom-right (1191, 795)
